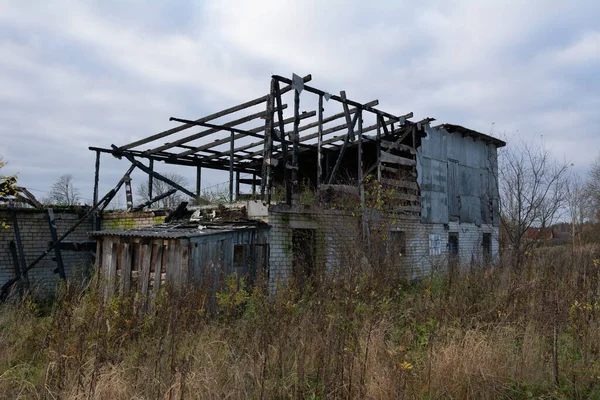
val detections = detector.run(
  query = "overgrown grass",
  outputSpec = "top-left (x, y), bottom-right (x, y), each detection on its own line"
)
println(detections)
top-left (1, 246), bottom-right (600, 399)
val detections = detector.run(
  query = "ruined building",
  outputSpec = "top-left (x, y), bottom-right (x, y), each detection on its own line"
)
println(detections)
top-left (83, 74), bottom-right (506, 295)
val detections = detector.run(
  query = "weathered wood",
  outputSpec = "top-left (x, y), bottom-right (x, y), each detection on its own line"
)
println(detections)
top-left (380, 140), bottom-right (416, 155)
top-left (10, 208), bottom-right (29, 288)
top-left (272, 75), bottom-right (412, 123)
top-left (274, 80), bottom-right (291, 204)
top-left (175, 110), bottom-right (315, 158)
top-left (93, 150), bottom-right (100, 206)
top-left (151, 242), bottom-right (163, 294)
top-left (139, 243), bottom-right (152, 296)
top-left (379, 177), bottom-right (419, 190)
top-left (8, 242), bottom-right (23, 296)
top-left (119, 75), bottom-right (311, 152)
top-left (291, 85), bottom-right (301, 199)
top-left (165, 241), bottom-right (177, 284)
top-left (317, 94), bottom-right (324, 188)
top-left (99, 164), bottom-right (137, 211)
top-left (120, 243), bottom-right (132, 291)
top-left (131, 188), bottom-right (177, 212)
top-left (396, 206), bottom-right (421, 213)
top-left (380, 165), bottom-right (417, 177)
top-left (229, 130), bottom-right (234, 203)
top-left (261, 81), bottom-right (276, 202)
top-left (121, 153), bottom-right (195, 198)
top-left (148, 106), bottom-right (285, 156)
top-left (196, 166), bottom-right (202, 198)
top-left (47, 208), bottom-right (66, 280)
top-left (180, 241), bottom-right (190, 286)
top-left (392, 192), bottom-right (421, 203)
top-left (223, 100), bottom-right (378, 157)
top-left (327, 92), bottom-right (358, 184)
top-left (95, 240), bottom-right (102, 268)
top-left (103, 239), bottom-right (118, 299)
top-left (376, 117), bottom-right (382, 181)
top-left (235, 171), bottom-right (240, 199)
top-left (124, 176), bottom-right (133, 211)
top-left (148, 159), bottom-right (154, 199)
top-left (380, 152), bottom-right (417, 166)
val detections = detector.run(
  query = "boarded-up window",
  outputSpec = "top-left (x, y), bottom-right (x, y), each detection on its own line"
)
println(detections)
top-left (448, 160), bottom-right (459, 216)
top-left (429, 233), bottom-right (441, 256)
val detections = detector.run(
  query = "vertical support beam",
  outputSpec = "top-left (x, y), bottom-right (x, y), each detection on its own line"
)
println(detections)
top-left (252, 173), bottom-right (257, 196)
top-left (10, 206), bottom-right (29, 289)
top-left (9, 242), bottom-right (23, 297)
top-left (274, 81), bottom-right (291, 204)
top-left (148, 159), bottom-right (154, 199)
top-left (196, 165), bottom-right (202, 199)
top-left (357, 110), bottom-right (367, 243)
top-left (235, 171), bottom-right (240, 200)
top-left (376, 117), bottom-right (382, 181)
top-left (47, 208), bottom-right (66, 280)
top-left (229, 130), bottom-right (234, 203)
top-left (261, 80), bottom-right (276, 203)
top-left (93, 150), bottom-right (100, 206)
top-left (317, 94), bottom-right (324, 188)
top-left (291, 85), bottom-right (301, 199)
top-left (125, 176), bottom-right (133, 211)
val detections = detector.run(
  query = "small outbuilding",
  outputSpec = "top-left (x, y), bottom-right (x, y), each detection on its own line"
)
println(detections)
top-left (90, 219), bottom-right (270, 298)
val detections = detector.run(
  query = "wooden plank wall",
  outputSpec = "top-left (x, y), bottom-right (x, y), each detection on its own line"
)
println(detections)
top-left (100, 236), bottom-right (188, 300)
top-left (98, 228), bottom-right (270, 302)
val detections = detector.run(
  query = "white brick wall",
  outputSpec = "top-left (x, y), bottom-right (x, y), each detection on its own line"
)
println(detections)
top-left (267, 206), bottom-right (500, 290)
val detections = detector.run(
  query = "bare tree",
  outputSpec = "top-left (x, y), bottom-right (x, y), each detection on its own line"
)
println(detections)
top-left (586, 154), bottom-right (600, 222)
top-left (136, 172), bottom-right (189, 209)
top-left (498, 139), bottom-right (570, 266)
top-left (46, 174), bottom-right (80, 206)
top-left (565, 173), bottom-right (588, 247)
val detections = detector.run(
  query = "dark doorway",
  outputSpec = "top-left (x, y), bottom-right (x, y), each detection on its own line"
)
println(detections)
top-left (448, 233), bottom-right (459, 258)
top-left (292, 229), bottom-right (317, 283)
top-left (482, 233), bottom-right (491, 262)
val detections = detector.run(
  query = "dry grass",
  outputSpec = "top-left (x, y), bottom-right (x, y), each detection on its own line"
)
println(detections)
top-left (1, 245), bottom-right (600, 399)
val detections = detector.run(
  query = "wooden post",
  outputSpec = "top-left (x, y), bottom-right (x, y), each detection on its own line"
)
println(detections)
top-left (93, 150), bottom-right (100, 206)
top-left (261, 81), bottom-right (275, 203)
top-left (47, 208), bottom-right (66, 280)
top-left (376, 117), bottom-right (382, 181)
top-left (148, 159), bottom-right (154, 199)
top-left (8, 242), bottom-right (23, 297)
top-left (317, 94), bottom-right (324, 188)
top-left (357, 110), bottom-right (367, 243)
top-left (292, 86), bottom-right (301, 199)
top-left (196, 165), bottom-right (202, 200)
top-left (10, 207), bottom-right (29, 289)
top-left (274, 80), bottom-right (291, 205)
top-left (125, 176), bottom-right (133, 211)
top-left (229, 130), bottom-right (234, 203)
top-left (252, 173), bottom-right (257, 196)
top-left (236, 171), bottom-right (240, 200)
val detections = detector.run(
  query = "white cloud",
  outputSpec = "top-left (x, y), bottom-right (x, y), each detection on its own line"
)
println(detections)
top-left (0, 0), bottom-right (599, 201)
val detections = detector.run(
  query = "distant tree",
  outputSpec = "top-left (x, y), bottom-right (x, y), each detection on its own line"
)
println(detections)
top-left (498, 140), bottom-right (570, 266)
top-left (586, 154), bottom-right (600, 222)
top-left (46, 174), bottom-right (81, 206)
top-left (136, 173), bottom-right (189, 209)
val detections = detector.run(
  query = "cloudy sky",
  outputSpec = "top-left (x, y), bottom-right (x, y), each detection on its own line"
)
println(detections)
top-left (1, 0), bottom-right (598, 206)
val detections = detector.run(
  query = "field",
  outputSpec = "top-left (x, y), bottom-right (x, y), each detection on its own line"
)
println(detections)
top-left (1, 246), bottom-right (600, 399)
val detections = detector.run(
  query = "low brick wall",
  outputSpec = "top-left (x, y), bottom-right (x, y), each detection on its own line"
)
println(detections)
top-left (0, 209), bottom-right (166, 296)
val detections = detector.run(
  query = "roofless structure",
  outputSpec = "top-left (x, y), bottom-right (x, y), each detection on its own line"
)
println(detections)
top-left (89, 73), bottom-right (430, 214)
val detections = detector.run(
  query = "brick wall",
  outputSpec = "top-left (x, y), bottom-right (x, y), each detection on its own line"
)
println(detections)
top-left (0, 209), bottom-right (166, 295)
top-left (0, 208), bottom-right (93, 294)
top-left (267, 205), bottom-right (500, 291)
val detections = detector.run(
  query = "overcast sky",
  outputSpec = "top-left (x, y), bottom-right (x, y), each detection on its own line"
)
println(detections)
top-left (1, 0), bottom-right (598, 206)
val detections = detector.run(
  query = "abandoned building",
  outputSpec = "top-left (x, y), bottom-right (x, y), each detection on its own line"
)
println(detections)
top-left (0, 73), bottom-right (505, 298)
